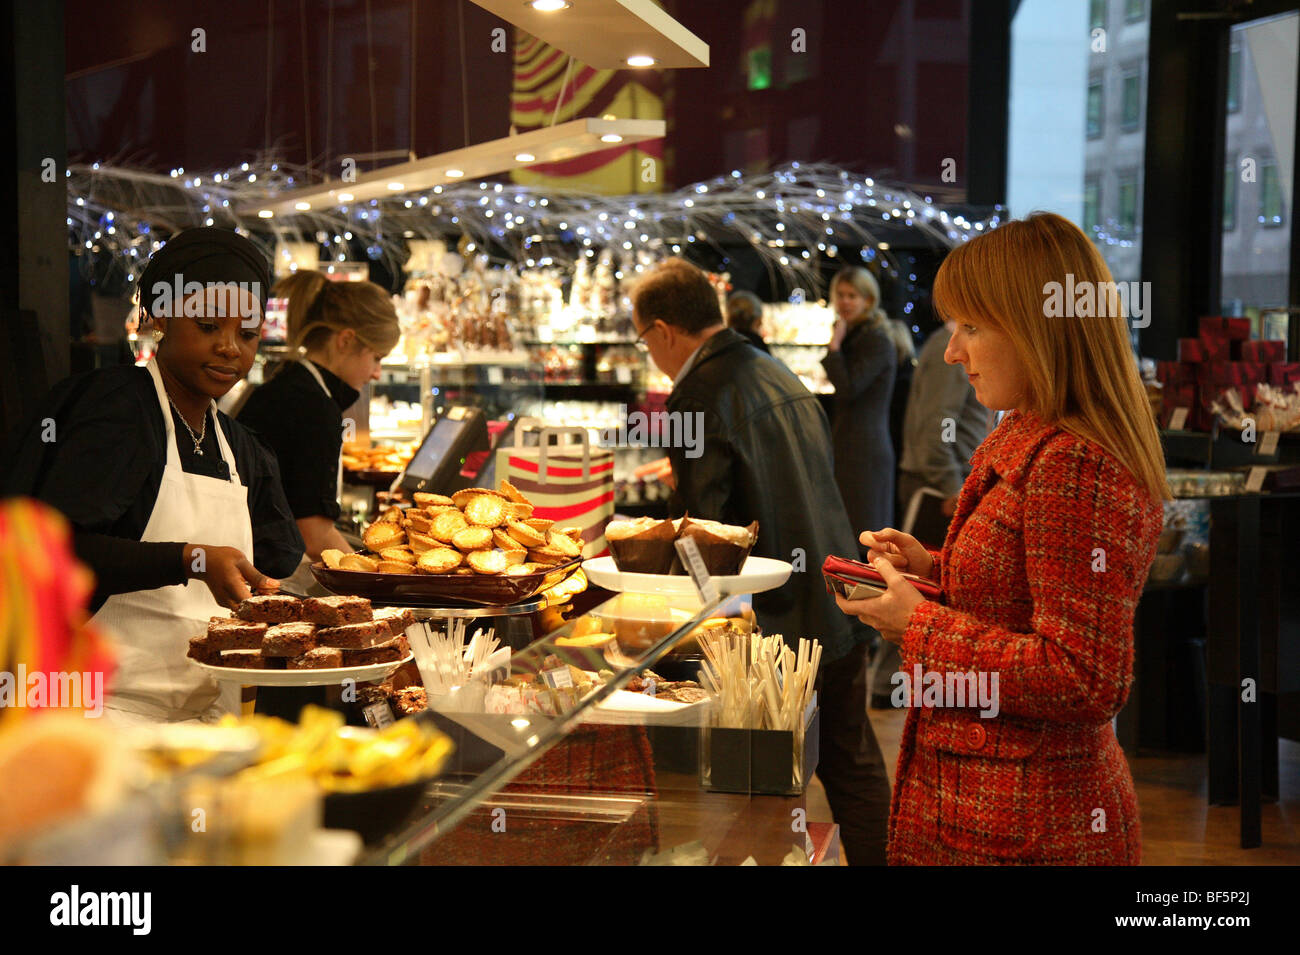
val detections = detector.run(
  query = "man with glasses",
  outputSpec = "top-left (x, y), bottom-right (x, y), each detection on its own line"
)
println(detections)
top-left (630, 258), bottom-right (891, 866)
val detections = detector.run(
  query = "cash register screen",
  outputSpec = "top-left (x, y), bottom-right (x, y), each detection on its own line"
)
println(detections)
top-left (405, 416), bottom-right (469, 482)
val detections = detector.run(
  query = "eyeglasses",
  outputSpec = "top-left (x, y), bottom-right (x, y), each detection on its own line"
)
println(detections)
top-left (633, 324), bottom-right (653, 353)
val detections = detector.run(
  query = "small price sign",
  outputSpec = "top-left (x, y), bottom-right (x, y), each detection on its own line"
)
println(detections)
top-left (542, 666), bottom-right (574, 689)
top-left (1245, 466), bottom-right (1268, 494)
top-left (615, 366), bottom-right (633, 385)
top-left (1258, 431), bottom-right (1280, 457)
top-left (362, 701), bottom-right (395, 728)
top-left (486, 366), bottom-right (505, 386)
top-left (674, 537), bottom-right (720, 604)
top-left (1168, 407), bottom-right (1189, 431)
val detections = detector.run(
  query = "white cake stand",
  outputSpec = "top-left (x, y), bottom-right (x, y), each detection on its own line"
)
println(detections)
top-left (582, 556), bottom-right (793, 597)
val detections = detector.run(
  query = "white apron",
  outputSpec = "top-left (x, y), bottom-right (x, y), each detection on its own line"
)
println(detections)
top-left (283, 359), bottom-right (342, 597)
top-left (95, 359), bottom-right (253, 724)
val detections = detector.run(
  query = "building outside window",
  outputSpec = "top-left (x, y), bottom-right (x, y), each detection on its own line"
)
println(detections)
top-left (1084, 178), bottom-right (1101, 236)
top-left (1223, 156), bottom-right (1237, 232)
top-left (1121, 70), bottom-right (1141, 130)
top-left (1227, 42), bottom-right (1242, 112)
top-left (1090, 0), bottom-right (1106, 32)
top-left (1259, 161), bottom-right (1285, 227)
top-left (1125, 0), bottom-right (1144, 24)
top-left (1117, 172), bottom-right (1139, 236)
top-left (1087, 80), bottom-right (1104, 138)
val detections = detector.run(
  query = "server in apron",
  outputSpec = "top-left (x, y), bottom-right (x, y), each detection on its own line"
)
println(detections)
top-left (3, 228), bottom-right (304, 723)
top-left (237, 271), bottom-right (400, 594)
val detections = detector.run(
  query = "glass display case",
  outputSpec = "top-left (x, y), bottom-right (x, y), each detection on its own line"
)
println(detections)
top-left (360, 588), bottom-right (824, 866)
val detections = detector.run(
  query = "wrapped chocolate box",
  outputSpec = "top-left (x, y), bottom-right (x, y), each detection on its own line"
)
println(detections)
top-left (1199, 316), bottom-right (1252, 340)
top-left (1240, 340), bottom-right (1286, 362)
top-left (1178, 338), bottom-right (1206, 362)
top-left (1267, 362), bottom-right (1300, 387)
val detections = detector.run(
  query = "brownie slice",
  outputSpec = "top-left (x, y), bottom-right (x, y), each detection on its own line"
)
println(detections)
top-left (301, 595), bottom-right (373, 626)
top-left (390, 686), bottom-right (428, 716)
top-left (262, 622), bottom-right (319, 657)
top-left (372, 607), bottom-right (416, 639)
top-left (218, 649), bottom-right (278, 669)
top-left (315, 620), bottom-right (390, 649)
top-left (187, 634), bottom-right (221, 665)
top-left (207, 620), bottom-right (269, 651)
top-left (236, 594), bottom-right (302, 623)
top-left (341, 637), bottom-right (408, 666)
top-left (286, 647), bottom-right (344, 670)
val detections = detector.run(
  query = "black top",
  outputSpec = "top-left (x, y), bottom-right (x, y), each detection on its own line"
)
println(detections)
top-left (736, 328), bottom-right (771, 354)
top-left (2, 364), bottom-right (305, 612)
top-left (666, 329), bottom-right (870, 664)
top-left (237, 360), bottom-right (359, 521)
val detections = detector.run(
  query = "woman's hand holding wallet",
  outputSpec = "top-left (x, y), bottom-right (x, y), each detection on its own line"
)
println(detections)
top-left (183, 543), bottom-right (280, 611)
top-left (827, 526), bottom-right (935, 643)
top-left (860, 528), bottom-right (934, 579)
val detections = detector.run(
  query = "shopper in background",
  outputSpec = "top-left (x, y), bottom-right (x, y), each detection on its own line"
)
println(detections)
top-left (822, 266), bottom-right (897, 551)
top-left (2, 228), bottom-right (304, 723)
top-left (237, 272), bottom-right (400, 593)
top-left (633, 258), bottom-right (891, 866)
top-left (869, 312), bottom-right (992, 708)
top-left (833, 212), bottom-right (1167, 865)
top-left (882, 316), bottom-right (916, 483)
top-left (724, 289), bottom-right (770, 354)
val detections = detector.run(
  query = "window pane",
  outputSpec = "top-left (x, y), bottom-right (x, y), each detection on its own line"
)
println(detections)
top-left (1087, 83), bottom-right (1103, 137)
top-left (1118, 178), bottom-right (1138, 233)
top-left (1091, 0), bottom-right (1106, 31)
top-left (1220, 12), bottom-right (1296, 316)
top-left (1223, 160), bottom-right (1237, 231)
top-left (1260, 163), bottom-right (1284, 227)
top-left (1122, 74), bottom-right (1140, 128)
top-left (1227, 45), bottom-right (1242, 112)
top-left (1125, 0), bottom-right (1144, 23)
top-left (1084, 180), bottom-right (1101, 235)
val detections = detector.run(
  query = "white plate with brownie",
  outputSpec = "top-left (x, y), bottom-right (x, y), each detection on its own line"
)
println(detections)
top-left (187, 594), bottom-right (420, 687)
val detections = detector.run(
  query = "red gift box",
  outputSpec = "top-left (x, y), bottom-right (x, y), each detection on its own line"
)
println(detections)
top-left (1178, 338), bottom-right (1206, 362)
top-left (1241, 339), bottom-right (1286, 362)
top-left (1197, 333), bottom-right (1231, 362)
top-left (1157, 361), bottom-right (1198, 385)
top-left (1239, 360), bottom-right (1267, 384)
top-left (1199, 316), bottom-right (1251, 340)
top-left (1268, 362), bottom-right (1300, 386)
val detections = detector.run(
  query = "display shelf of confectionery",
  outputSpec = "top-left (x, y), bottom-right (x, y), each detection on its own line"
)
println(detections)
top-left (357, 585), bottom-right (830, 867)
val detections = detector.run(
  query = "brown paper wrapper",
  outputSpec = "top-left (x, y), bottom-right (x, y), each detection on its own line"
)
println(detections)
top-left (677, 520), bottom-right (758, 576)
top-left (606, 518), bottom-right (682, 574)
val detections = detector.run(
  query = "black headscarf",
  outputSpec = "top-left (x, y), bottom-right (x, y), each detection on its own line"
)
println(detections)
top-left (138, 227), bottom-right (271, 319)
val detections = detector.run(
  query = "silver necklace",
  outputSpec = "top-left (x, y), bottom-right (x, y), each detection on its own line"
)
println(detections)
top-left (167, 395), bottom-right (207, 456)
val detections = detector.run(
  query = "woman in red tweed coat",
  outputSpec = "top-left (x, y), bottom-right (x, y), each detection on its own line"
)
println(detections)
top-left (835, 212), bottom-right (1168, 864)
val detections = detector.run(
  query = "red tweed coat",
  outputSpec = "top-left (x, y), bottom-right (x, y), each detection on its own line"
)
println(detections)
top-left (887, 410), bottom-right (1162, 865)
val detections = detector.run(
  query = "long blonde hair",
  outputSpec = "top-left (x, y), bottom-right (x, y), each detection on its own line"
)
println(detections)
top-left (831, 265), bottom-right (887, 328)
top-left (932, 212), bottom-right (1170, 502)
top-left (275, 271), bottom-right (400, 355)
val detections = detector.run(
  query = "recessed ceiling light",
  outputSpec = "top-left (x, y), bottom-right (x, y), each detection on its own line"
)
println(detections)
top-left (294, 201), bottom-right (311, 211)
top-left (337, 192), bottom-right (354, 202)
top-left (387, 182), bottom-right (404, 190)
top-left (514, 152), bottom-right (536, 162)
top-left (446, 168), bottom-right (465, 178)
top-left (529, 0), bottom-right (570, 10)
top-left (600, 133), bottom-right (624, 144)
top-left (626, 55), bottom-right (656, 67)
top-left (258, 210), bottom-right (274, 218)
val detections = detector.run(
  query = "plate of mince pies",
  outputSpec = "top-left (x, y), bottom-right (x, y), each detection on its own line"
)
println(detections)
top-left (309, 481), bottom-right (584, 607)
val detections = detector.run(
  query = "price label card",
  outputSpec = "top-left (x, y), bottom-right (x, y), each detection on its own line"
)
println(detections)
top-left (674, 537), bottom-right (720, 604)
top-left (362, 701), bottom-right (395, 728)
top-left (1245, 466), bottom-right (1268, 494)
top-left (1258, 431), bottom-right (1280, 456)
top-left (615, 366), bottom-right (633, 385)
top-left (542, 666), bottom-right (573, 689)
top-left (1168, 407), bottom-right (1189, 431)
top-left (486, 366), bottom-right (505, 386)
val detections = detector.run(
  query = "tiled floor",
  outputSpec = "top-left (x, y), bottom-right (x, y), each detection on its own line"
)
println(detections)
top-left (806, 704), bottom-right (1300, 865)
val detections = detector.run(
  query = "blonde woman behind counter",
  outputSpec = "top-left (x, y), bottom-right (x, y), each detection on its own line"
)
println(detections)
top-left (237, 272), bottom-right (400, 583)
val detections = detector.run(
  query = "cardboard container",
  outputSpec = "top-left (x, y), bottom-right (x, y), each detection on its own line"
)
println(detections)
top-left (699, 706), bottom-right (820, 796)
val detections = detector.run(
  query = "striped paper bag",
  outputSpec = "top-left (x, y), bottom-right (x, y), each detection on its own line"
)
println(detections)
top-left (495, 425), bottom-right (614, 558)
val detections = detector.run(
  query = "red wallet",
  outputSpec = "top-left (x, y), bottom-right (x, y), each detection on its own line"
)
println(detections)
top-left (822, 554), bottom-right (943, 602)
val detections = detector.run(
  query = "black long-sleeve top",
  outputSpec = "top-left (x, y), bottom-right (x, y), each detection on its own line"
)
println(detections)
top-left (2, 364), bottom-right (304, 612)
